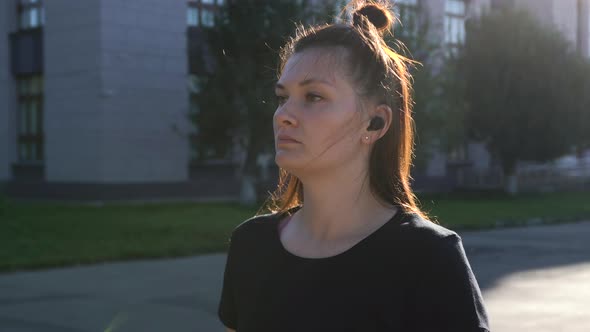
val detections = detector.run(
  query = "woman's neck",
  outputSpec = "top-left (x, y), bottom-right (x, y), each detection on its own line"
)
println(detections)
top-left (295, 169), bottom-right (398, 243)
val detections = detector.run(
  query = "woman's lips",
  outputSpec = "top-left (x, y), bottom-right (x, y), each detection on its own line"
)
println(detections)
top-left (277, 138), bottom-right (301, 144)
top-left (277, 133), bottom-right (301, 144)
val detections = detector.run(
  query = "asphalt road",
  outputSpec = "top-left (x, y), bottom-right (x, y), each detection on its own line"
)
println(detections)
top-left (1, 221), bottom-right (589, 331)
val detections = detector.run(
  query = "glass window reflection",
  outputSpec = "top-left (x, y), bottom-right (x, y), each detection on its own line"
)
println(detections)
top-left (444, 0), bottom-right (466, 47)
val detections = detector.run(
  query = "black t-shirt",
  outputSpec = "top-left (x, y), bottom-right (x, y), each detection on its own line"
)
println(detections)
top-left (218, 205), bottom-right (491, 332)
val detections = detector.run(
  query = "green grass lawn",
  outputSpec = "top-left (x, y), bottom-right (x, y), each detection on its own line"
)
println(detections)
top-left (418, 190), bottom-right (590, 229)
top-left (0, 202), bottom-right (258, 273)
top-left (1, 191), bottom-right (589, 272)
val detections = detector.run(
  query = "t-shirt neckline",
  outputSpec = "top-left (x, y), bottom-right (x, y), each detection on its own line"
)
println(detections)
top-left (274, 205), bottom-right (405, 261)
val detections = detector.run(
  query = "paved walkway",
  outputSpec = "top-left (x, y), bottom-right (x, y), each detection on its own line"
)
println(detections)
top-left (1, 221), bottom-right (589, 331)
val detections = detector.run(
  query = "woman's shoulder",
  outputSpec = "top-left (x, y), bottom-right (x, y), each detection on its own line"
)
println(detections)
top-left (396, 211), bottom-right (472, 277)
top-left (233, 211), bottom-right (279, 234)
top-left (233, 206), bottom-right (301, 233)
top-left (228, 206), bottom-right (298, 242)
top-left (397, 210), bottom-right (462, 247)
top-left (398, 213), bottom-right (490, 332)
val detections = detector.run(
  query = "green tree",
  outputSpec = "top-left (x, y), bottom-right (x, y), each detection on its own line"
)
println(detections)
top-left (454, 6), bottom-right (589, 193)
top-left (193, 1), bottom-right (335, 205)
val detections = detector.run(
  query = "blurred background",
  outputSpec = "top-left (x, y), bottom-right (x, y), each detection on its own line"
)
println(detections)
top-left (0, 0), bottom-right (589, 331)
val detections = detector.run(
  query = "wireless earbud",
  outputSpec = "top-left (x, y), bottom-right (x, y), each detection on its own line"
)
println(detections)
top-left (367, 116), bottom-right (384, 131)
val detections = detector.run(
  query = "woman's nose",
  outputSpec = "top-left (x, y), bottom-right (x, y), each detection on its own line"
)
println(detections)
top-left (274, 103), bottom-right (298, 128)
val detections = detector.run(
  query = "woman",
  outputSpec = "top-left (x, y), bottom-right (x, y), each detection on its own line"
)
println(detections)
top-left (218, 1), bottom-right (490, 331)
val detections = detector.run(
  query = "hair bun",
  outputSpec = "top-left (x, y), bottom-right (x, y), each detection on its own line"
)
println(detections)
top-left (352, 3), bottom-right (393, 33)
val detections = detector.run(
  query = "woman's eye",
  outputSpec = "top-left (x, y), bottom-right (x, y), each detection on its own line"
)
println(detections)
top-left (276, 93), bottom-right (322, 106)
top-left (306, 93), bottom-right (323, 103)
top-left (276, 95), bottom-right (288, 106)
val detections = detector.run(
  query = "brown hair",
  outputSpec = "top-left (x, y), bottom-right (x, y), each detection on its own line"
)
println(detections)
top-left (258, 0), bottom-right (432, 222)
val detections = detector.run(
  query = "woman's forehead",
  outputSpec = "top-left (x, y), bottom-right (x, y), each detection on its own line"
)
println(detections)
top-left (279, 48), bottom-right (349, 87)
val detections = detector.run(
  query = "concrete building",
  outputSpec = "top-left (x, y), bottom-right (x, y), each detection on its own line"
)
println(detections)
top-left (0, 0), bottom-right (209, 200)
top-left (1, 0), bottom-right (588, 200)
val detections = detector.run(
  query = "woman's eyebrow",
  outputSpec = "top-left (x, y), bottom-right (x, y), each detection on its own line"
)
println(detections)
top-left (275, 78), bottom-right (335, 90)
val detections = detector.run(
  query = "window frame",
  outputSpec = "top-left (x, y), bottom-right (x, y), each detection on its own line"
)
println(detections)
top-left (394, 0), bottom-right (421, 37)
top-left (16, 0), bottom-right (45, 31)
top-left (16, 74), bottom-right (44, 163)
top-left (187, 0), bottom-right (222, 28)
top-left (444, 0), bottom-right (468, 52)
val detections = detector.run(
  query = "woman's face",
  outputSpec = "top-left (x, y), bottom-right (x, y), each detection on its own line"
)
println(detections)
top-left (273, 48), bottom-right (368, 176)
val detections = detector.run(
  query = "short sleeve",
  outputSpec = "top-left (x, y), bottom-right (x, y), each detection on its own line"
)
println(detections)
top-left (218, 231), bottom-right (238, 329)
top-left (410, 234), bottom-right (491, 332)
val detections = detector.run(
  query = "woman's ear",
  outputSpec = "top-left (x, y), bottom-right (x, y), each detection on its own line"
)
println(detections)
top-left (372, 104), bottom-right (393, 139)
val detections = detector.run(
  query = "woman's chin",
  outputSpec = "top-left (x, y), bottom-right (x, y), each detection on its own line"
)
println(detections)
top-left (275, 153), bottom-right (302, 171)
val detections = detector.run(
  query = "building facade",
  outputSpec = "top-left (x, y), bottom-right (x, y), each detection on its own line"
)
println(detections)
top-left (1, 0), bottom-right (588, 199)
top-left (1, 0), bottom-right (196, 199)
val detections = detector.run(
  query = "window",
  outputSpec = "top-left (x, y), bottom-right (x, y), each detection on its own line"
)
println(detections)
top-left (187, 6), bottom-right (199, 26)
top-left (187, 0), bottom-right (221, 28)
top-left (444, 0), bottom-right (467, 49)
top-left (188, 74), bottom-right (202, 161)
top-left (17, 75), bottom-right (44, 162)
top-left (17, 0), bottom-right (44, 30)
top-left (201, 8), bottom-right (215, 27)
top-left (394, 0), bottom-right (420, 36)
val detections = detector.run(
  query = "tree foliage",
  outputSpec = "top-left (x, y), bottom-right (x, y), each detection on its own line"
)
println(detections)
top-left (194, 1), bottom-right (316, 167)
top-left (192, 0), bottom-right (334, 202)
top-left (192, 0), bottom-right (336, 203)
top-left (454, 6), bottom-right (590, 175)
